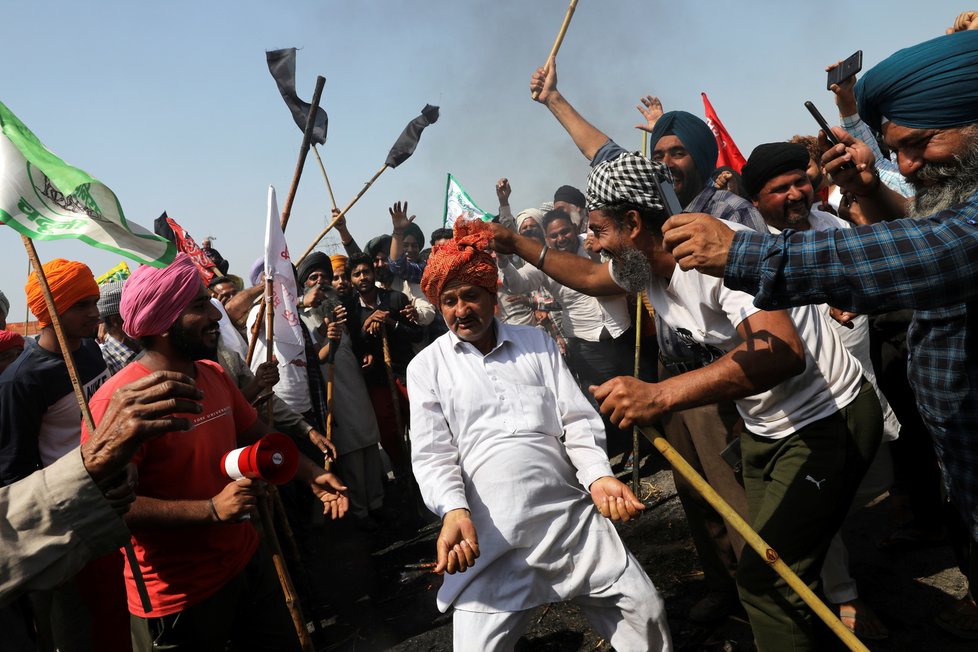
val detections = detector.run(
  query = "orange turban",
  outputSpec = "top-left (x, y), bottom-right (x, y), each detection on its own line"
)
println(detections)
top-left (421, 220), bottom-right (497, 304)
top-left (24, 259), bottom-right (99, 328)
top-left (330, 254), bottom-right (348, 276)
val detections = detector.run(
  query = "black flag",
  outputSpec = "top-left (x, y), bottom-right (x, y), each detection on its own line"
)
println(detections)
top-left (266, 48), bottom-right (328, 145)
top-left (385, 104), bottom-right (439, 168)
top-left (153, 211), bottom-right (176, 243)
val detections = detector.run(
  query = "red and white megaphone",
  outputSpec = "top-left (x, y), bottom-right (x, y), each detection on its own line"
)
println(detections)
top-left (220, 432), bottom-right (299, 485)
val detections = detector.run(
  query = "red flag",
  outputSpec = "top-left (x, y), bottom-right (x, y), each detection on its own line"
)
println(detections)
top-left (164, 215), bottom-right (218, 284)
top-left (702, 93), bottom-right (747, 173)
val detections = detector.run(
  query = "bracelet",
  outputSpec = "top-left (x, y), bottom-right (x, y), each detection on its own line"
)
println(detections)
top-left (209, 498), bottom-right (223, 522)
top-left (535, 244), bottom-right (549, 269)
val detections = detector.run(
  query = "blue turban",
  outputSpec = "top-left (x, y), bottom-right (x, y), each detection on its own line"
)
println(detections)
top-left (647, 111), bottom-right (718, 186)
top-left (856, 31), bottom-right (978, 133)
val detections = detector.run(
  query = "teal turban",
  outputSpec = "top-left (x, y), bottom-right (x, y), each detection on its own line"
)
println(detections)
top-left (856, 31), bottom-right (978, 133)
top-left (648, 111), bottom-right (718, 186)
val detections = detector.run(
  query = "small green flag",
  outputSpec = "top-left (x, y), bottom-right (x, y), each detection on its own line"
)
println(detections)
top-left (0, 101), bottom-right (175, 267)
top-left (443, 173), bottom-right (492, 227)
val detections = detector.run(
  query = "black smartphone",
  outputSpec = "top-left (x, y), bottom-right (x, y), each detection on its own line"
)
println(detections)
top-left (826, 50), bottom-right (863, 91)
top-left (805, 101), bottom-right (840, 145)
top-left (651, 167), bottom-right (684, 217)
top-left (805, 101), bottom-right (855, 170)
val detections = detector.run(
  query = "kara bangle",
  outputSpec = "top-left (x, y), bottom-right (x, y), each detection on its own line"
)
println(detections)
top-left (209, 498), bottom-right (223, 522)
top-left (535, 244), bottom-right (549, 269)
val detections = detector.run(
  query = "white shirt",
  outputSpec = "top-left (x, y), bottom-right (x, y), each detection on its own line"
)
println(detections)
top-left (247, 305), bottom-right (312, 415)
top-left (499, 246), bottom-right (630, 341)
top-left (408, 321), bottom-right (627, 612)
top-left (771, 210), bottom-right (901, 441)
top-left (610, 223), bottom-right (864, 439)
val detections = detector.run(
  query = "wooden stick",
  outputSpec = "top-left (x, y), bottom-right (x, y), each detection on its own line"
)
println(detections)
top-left (631, 293), bottom-right (642, 496)
top-left (296, 163), bottom-right (389, 265)
top-left (280, 76), bottom-right (326, 232)
top-left (264, 278), bottom-right (275, 426)
top-left (530, 0), bottom-right (579, 101)
top-left (642, 131), bottom-right (649, 158)
top-left (258, 497), bottom-right (315, 652)
top-left (638, 426), bottom-right (869, 652)
top-left (21, 235), bottom-right (153, 614)
top-left (246, 77), bottom-right (327, 365)
top-left (381, 329), bottom-right (406, 445)
top-left (324, 362), bottom-right (335, 472)
top-left (311, 145), bottom-right (339, 212)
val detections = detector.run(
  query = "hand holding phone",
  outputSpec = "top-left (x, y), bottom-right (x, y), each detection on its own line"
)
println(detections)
top-left (805, 101), bottom-right (855, 171)
top-left (826, 50), bottom-right (862, 91)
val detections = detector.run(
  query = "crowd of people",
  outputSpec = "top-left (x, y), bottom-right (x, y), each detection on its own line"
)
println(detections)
top-left (2, 11), bottom-right (978, 651)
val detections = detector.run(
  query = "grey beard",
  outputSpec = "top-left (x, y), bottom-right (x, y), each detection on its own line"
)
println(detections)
top-left (612, 246), bottom-right (652, 294)
top-left (907, 131), bottom-right (978, 217)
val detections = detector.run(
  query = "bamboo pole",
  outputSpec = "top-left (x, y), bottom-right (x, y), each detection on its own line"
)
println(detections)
top-left (264, 278), bottom-right (275, 426)
top-left (257, 498), bottom-right (315, 652)
top-left (324, 362), bottom-right (335, 472)
top-left (245, 78), bottom-right (326, 366)
top-left (630, 293), bottom-right (642, 496)
top-left (22, 236), bottom-right (153, 614)
top-left (295, 163), bottom-right (389, 265)
top-left (638, 425), bottom-right (869, 652)
top-left (530, 0), bottom-right (579, 101)
top-left (311, 145), bottom-right (339, 211)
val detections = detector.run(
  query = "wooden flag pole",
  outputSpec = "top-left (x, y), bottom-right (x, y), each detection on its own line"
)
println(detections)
top-left (638, 425), bottom-right (869, 652)
top-left (630, 293), bottom-right (642, 496)
top-left (280, 76), bottom-right (326, 232)
top-left (264, 278), bottom-right (275, 426)
top-left (324, 362), bottom-right (335, 472)
top-left (21, 235), bottom-right (154, 615)
top-left (246, 77), bottom-right (327, 366)
top-left (296, 163), bottom-right (389, 265)
top-left (311, 145), bottom-right (339, 212)
top-left (530, 0), bottom-right (579, 101)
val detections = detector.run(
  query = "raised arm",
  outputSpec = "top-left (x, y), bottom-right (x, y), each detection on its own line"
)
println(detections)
top-left (489, 223), bottom-right (622, 296)
top-left (530, 62), bottom-right (610, 162)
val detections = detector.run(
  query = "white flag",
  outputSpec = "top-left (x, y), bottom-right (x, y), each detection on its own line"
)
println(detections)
top-left (264, 186), bottom-right (305, 364)
top-left (443, 173), bottom-right (492, 227)
top-left (0, 100), bottom-right (174, 266)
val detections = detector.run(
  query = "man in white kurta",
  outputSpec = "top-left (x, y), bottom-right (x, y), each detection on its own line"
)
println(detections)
top-left (409, 220), bottom-right (672, 652)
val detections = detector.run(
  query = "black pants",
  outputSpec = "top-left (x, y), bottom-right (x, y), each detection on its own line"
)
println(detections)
top-left (131, 547), bottom-right (300, 652)
top-left (565, 330), bottom-right (635, 456)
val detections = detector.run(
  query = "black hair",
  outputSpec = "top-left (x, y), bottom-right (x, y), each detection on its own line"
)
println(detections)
top-left (430, 228), bottom-right (453, 246)
top-left (347, 252), bottom-right (374, 276)
top-left (207, 275), bottom-right (233, 289)
top-left (542, 208), bottom-right (574, 231)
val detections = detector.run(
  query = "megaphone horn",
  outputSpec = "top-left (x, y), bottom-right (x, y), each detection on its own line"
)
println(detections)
top-left (220, 432), bottom-right (299, 485)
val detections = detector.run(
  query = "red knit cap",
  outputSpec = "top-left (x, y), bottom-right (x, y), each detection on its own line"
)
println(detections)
top-left (421, 220), bottom-right (497, 304)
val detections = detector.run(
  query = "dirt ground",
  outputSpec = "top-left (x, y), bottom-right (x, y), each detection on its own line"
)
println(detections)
top-left (291, 450), bottom-right (974, 652)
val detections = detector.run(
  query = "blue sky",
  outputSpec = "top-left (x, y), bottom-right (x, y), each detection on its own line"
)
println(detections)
top-left (0, 0), bottom-right (966, 320)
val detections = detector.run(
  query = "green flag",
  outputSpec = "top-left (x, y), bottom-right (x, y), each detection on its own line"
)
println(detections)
top-left (443, 173), bottom-right (492, 227)
top-left (0, 101), bottom-right (175, 266)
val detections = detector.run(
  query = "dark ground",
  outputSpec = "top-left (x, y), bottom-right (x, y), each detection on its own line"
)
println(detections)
top-left (286, 451), bottom-right (975, 652)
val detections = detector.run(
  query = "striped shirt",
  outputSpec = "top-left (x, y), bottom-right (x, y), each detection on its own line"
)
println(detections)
top-left (725, 190), bottom-right (978, 538)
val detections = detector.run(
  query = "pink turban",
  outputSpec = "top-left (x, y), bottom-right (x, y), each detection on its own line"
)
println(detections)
top-left (121, 253), bottom-right (203, 338)
top-left (0, 330), bottom-right (25, 353)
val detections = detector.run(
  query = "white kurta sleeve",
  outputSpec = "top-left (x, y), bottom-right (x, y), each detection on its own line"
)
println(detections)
top-left (544, 337), bottom-right (614, 489)
top-left (498, 258), bottom-right (548, 296)
top-left (407, 358), bottom-right (469, 518)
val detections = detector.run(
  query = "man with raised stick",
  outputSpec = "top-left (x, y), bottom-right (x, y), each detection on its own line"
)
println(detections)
top-left (408, 220), bottom-right (672, 651)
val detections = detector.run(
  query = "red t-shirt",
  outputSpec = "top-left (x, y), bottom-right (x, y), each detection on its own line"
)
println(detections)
top-left (82, 360), bottom-right (260, 617)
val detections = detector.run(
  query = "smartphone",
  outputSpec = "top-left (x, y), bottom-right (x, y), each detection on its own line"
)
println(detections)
top-left (826, 50), bottom-right (863, 91)
top-left (805, 101), bottom-right (840, 145)
top-left (805, 101), bottom-right (855, 170)
top-left (651, 167), bottom-right (684, 217)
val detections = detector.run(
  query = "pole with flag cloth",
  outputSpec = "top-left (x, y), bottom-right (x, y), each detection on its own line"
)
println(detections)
top-left (266, 48), bottom-right (338, 211)
top-left (256, 186), bottom-right (317, 652)
top-left (443, 173), bottom-right (493, 227)
top-left (0, 99), bottom-right (176, 613)
top-left (530, 0), bottom-right (579, 101)
top-left (702, 92), bottom-right (747, 173)
top-left (296, 104), bottom-right (439, 264)
top-left (154, 213), bottom-right (221, 284)
top-left (246, 74), bottom-right (326, 367)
